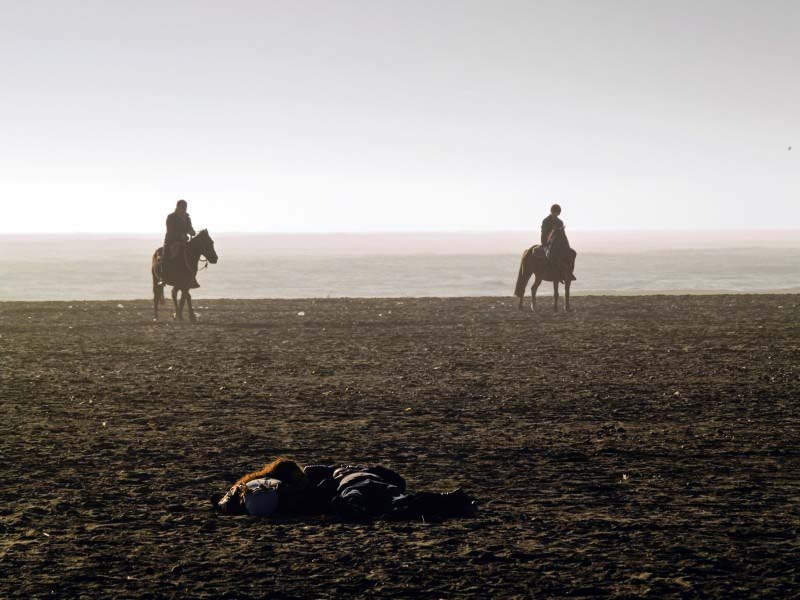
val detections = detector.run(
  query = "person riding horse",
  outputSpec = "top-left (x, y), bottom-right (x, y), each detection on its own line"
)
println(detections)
top-left (161, 200), bottom-right (196, 276)
top-left (514, 203), bottom-right (577, 311)
top-left (151, 201), bottom-right (216, 322)
top-left (541, 203), bottom-right (564, 249)
top-left (537, 203), bottom-right (575, 284)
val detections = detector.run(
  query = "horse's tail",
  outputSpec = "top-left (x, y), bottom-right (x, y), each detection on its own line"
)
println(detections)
top-left (514, 247), bottom-right (535, 298)
top-left (152, 249), bottom-right (166, 304)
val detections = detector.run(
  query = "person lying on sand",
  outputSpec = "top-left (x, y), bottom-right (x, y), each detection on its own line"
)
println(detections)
top-left (213, 458), bottom-right (477, 521)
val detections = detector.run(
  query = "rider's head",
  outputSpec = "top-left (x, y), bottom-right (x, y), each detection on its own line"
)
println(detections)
top-left (550, 203), bottom-right (562, 216)
top-left (176, 199), bottom-right (188, 213)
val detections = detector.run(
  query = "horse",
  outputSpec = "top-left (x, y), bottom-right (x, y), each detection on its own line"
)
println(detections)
top-left (151, 229), bottom-right (218, 322)
top-left (514, 228), bottom-right (577, 312)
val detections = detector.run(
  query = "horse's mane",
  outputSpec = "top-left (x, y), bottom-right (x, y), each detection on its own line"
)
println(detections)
top-left (188, 229), bottom-right (212, 250)
top-left (234, 457), bottom-right (308, 487)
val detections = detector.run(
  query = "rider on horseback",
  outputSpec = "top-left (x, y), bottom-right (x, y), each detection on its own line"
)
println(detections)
top-left (163, 199), bottom-right (195, 261)
top-left (538, 203), bottom-right (576, 283)
top-left (514, 203), bottom-right (577, 311)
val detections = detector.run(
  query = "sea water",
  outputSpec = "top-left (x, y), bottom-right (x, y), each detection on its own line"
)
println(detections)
top-left (1, 232), bottom-right (798, 301)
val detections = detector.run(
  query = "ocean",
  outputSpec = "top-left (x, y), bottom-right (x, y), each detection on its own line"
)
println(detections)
top-left (1, 231), bottom-right (798, 301)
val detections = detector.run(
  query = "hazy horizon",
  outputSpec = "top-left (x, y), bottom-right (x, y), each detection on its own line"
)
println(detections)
top-left (3, 229), bottom-right (798, 259)
top-left (3, 227), bottom-right (800, 236)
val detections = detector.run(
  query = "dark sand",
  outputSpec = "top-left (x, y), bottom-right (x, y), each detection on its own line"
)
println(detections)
top-left (1, 296), bottom-right (799, 597)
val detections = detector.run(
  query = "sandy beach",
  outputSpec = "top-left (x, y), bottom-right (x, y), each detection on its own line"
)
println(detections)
top-left (1, 295), bottom-right (798, 597)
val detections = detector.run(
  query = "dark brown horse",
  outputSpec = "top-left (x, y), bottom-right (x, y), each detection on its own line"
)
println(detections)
top-left (151, 229), bottom-right (218, 322)
top-left (514, 228), bottom-right (576, 312)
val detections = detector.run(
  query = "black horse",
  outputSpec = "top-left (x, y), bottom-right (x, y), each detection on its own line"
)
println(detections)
top-left (151, 229), bottom-right (218, 322)
top-left (514, 228), bottom-right (576, 312)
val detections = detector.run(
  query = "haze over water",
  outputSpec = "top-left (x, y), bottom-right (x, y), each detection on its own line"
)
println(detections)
top-left (2, 231), bottom-right (798, 301)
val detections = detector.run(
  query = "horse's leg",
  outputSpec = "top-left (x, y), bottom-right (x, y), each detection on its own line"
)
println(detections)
top-left (186, 292), bottom-right (196, 323)
top-left (151, 263), bottom-right (158, 320)
top-left (565, 280), bottom-right (572, 313)
top-left (530, 276), bottom-right (542, 311)
top-left (553, 280), bottom-right (559, 312)
top-left (172, 287), bottom-right (181, 320)
top-left (153, 282), bottom-right (159, 321)
top-left (178, 289), bottom-right (187, 321)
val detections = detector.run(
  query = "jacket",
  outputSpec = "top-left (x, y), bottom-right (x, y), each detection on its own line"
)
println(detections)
top-left (164, 211), bottom-right (196, 246)
top-left (541, 214), bottom-right (564, 245)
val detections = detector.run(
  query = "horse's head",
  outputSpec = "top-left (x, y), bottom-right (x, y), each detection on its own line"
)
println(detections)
top-left (194, 229), bottom-right (218, 264)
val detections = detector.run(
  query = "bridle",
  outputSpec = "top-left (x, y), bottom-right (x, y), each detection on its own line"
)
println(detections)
top-left (185, 236), bottom-right (211, 273)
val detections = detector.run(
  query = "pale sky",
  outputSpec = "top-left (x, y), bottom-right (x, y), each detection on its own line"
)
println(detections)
top-left (1, 0), bottom-right (797, 234)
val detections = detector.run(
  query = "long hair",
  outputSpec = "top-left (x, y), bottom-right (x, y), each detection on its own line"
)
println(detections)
top-left (235, 457), bottom-right (308, 487)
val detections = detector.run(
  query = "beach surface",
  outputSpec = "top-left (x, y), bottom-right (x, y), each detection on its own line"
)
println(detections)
top-left (1, 295), bottom-right (799, 597)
